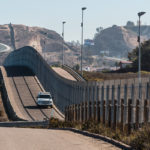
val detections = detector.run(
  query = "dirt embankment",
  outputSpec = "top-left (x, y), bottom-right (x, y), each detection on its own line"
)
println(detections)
top-left (0, 85), bottom-right (8, 121)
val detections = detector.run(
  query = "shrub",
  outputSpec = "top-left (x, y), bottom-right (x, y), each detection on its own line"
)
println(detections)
top-left (48, 118), bottom-right (150, 149)
top-left (129, 125), bottom-right (150, 150)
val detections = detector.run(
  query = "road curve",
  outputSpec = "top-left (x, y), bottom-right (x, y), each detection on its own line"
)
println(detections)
top-left (0, 43), bottom-right (11, 52)
top-left (0, 127), bottom-right (121, 150)
top-left (1, 66), bottom-right (64, 121)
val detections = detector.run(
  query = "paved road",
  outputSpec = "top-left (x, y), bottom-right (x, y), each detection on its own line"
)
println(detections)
top-left (0, 127), bottom-right (121, 150)
top-left (52, 67), bottom-right (77, 81)
top-left (1, 66), bottom-right (64, 121)
top-left (0, 43), bottom-right (11, 52)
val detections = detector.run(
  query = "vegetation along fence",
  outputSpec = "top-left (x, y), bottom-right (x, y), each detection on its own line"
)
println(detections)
top-left (65, 77), bottom-right (150, 133)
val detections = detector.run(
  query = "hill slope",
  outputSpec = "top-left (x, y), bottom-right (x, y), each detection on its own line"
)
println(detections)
top-left (0, 24), bottom-right (80, 66)
top-left (94, 24), bottom-right (150, 57)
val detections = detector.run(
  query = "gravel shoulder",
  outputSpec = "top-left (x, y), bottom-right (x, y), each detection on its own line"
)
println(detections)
top-left (0, 127), bottom-right (121, 150)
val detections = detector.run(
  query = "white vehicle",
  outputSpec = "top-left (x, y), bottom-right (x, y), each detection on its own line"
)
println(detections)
top-left (36, 92), bottom-right (53, 107)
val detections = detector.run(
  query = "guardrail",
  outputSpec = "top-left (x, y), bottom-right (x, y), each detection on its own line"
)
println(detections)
top-left (62, 65), bottom-right (85, 82)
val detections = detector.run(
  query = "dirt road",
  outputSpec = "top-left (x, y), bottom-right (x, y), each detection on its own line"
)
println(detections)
top-left (0, 127), bottom-right (121, 150)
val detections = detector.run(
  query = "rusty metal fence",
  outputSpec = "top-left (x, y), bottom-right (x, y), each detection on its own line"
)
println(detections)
top-left (65, 98), bottom-right (150, 133)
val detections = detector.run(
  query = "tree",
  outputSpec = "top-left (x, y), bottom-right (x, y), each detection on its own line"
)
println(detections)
top-left (96, 27), bottom-right (103, 33)
top-left (128, 40), bottom-right (150, 71)
top-left (126, 21), bottom-right (135, 27)
top-left (73, 64), bottom-right (80, 71)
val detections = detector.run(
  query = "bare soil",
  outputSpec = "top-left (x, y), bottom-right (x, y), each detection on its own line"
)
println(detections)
top-left (0, 90), bottom-right (8, 121)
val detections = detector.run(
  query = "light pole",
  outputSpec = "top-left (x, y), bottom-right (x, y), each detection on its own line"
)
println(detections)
top-left (62, 21), bottom-right (66, 66)
top-left (81, 7), bottom-right (87, 76)
top-left (137, 11), bottom-right (146, 98)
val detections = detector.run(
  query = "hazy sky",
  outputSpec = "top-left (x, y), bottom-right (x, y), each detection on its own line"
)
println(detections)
top-left (1, 0), bottom-right (150, 42)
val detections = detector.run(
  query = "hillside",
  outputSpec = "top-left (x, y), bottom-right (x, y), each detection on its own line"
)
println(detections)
top-left (0, 24), bottom-right (80, 66)
top-left (0, 23), bottom-right (150, 70)
top-left (94, 23), bottom-right (150, 58)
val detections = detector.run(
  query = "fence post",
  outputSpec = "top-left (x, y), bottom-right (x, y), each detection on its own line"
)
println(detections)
top-left (70, 105), bottom-right (73, 121)
top-left (70, 105), bottom-right (73, 122)
top-left (124, 84), bottom-right (128, 125)
top-left (65, 106), bottom-right (68, 121)
top-left (68, 106), bottom-right (71, 121)
top-left (82, 84), bottom-right (86, 121)
top-left (106, 85), bottom-right (110, 125)
top-left (94, 101), bottom-right (97, 121)
top-left (78, 103), bottom-right (80, 122)
top-left (73, 104), bottom-right (75, 122)
top-left (72, 105), bottom-right (74, 122)
top-left (65, 106), bottom-right (67, 121)
top-left (128, 99), bottom-right (132, 134)
top-left (93, 82), bottom-right (97, 120)
top-left (113, 100), bottom-right (117, 130)
top-left (75, 104), bottom-right (77, 121)
top-left (90, 83), bottom-right (94, 119)
top-left (67, 106), bottom-right (69, 121)
top-left (131, 84), bottom-right (136, 128)
top-left (87, 82), bottom-right (90, 120)
top-left (108, 100), bottom-right (111, 127)
top-left (117, 84), bottom-right (121, 126)
top-left (121, 99), bottom-right (124, 131)
top-left (111, 85), bottom-right (115, 128)
top-left (89, 101), bottom-right (92, 120)
top-left (97, 101), bottom-right (100, 122)
top-left (85, 101), bottom-right (88, 121)
top-left (103, 100), bottom-right (106, 125)
top-left (100, 86), bottom-right (104, 122)
top-left (136, 100), bottom-right (140, 129)
top-left (144, 99), bottom-right (148, 123)
top-left (84, 84), bottom-right (87, 121)
top-left (81, 102), bottom-right (84, 122)
top-left (96, 85), bottom-right (100, 122)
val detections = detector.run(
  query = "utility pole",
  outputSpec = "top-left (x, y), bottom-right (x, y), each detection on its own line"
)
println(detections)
top-left (81, 7), bottom-right (87, 76)
top-left (137, 11), bottom-right (146, 98)
top-left (62, 21), bottom-right (66, 66)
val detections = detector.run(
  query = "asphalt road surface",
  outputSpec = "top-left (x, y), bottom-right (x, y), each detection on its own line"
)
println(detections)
top-left (0, 127), bottom-right (121, 150)
top-left (1, 66), bottom-right (64, 121)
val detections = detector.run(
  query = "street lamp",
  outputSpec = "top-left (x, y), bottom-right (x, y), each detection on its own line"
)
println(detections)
top-left (137, 11), bottom-right (146, 98)
top-left (81, 7), bottom-right (87, 76)
top-left (62, 21), bottom-right (66, 66)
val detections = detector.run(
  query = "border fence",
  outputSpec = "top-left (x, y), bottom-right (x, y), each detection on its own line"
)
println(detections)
top-left (65, 79), bottom-right (150, 133)
top-left (3, 46), bottom-right (150, 132)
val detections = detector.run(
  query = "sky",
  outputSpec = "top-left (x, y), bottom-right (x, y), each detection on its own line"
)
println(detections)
top-left (0, 0), bottom-right (150, 42)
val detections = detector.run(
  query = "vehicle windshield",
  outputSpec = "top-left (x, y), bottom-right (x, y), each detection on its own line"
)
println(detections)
top-left (38, 95), bottom-right (51, 99)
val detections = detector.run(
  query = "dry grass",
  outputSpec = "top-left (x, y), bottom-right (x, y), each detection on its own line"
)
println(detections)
top-left (83, 71), bottom-right (150, 81)
top-left (49, 118), bottom-right (150, 150)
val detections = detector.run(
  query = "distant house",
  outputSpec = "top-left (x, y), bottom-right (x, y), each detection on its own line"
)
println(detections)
top-left (100, 50), bottom-right (109, 56)
top-left (119, 60), bottom-right (132, 69)
top-left (83, 67), bottom-right (90, 71)
top-left (84, 39), bottom-right (94, 46)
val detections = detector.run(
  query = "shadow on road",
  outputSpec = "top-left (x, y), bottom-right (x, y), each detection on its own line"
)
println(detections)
top-left (5, 66), bottom-right (35, 77)
top-left (24, 105), bottom-right (50, 109)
